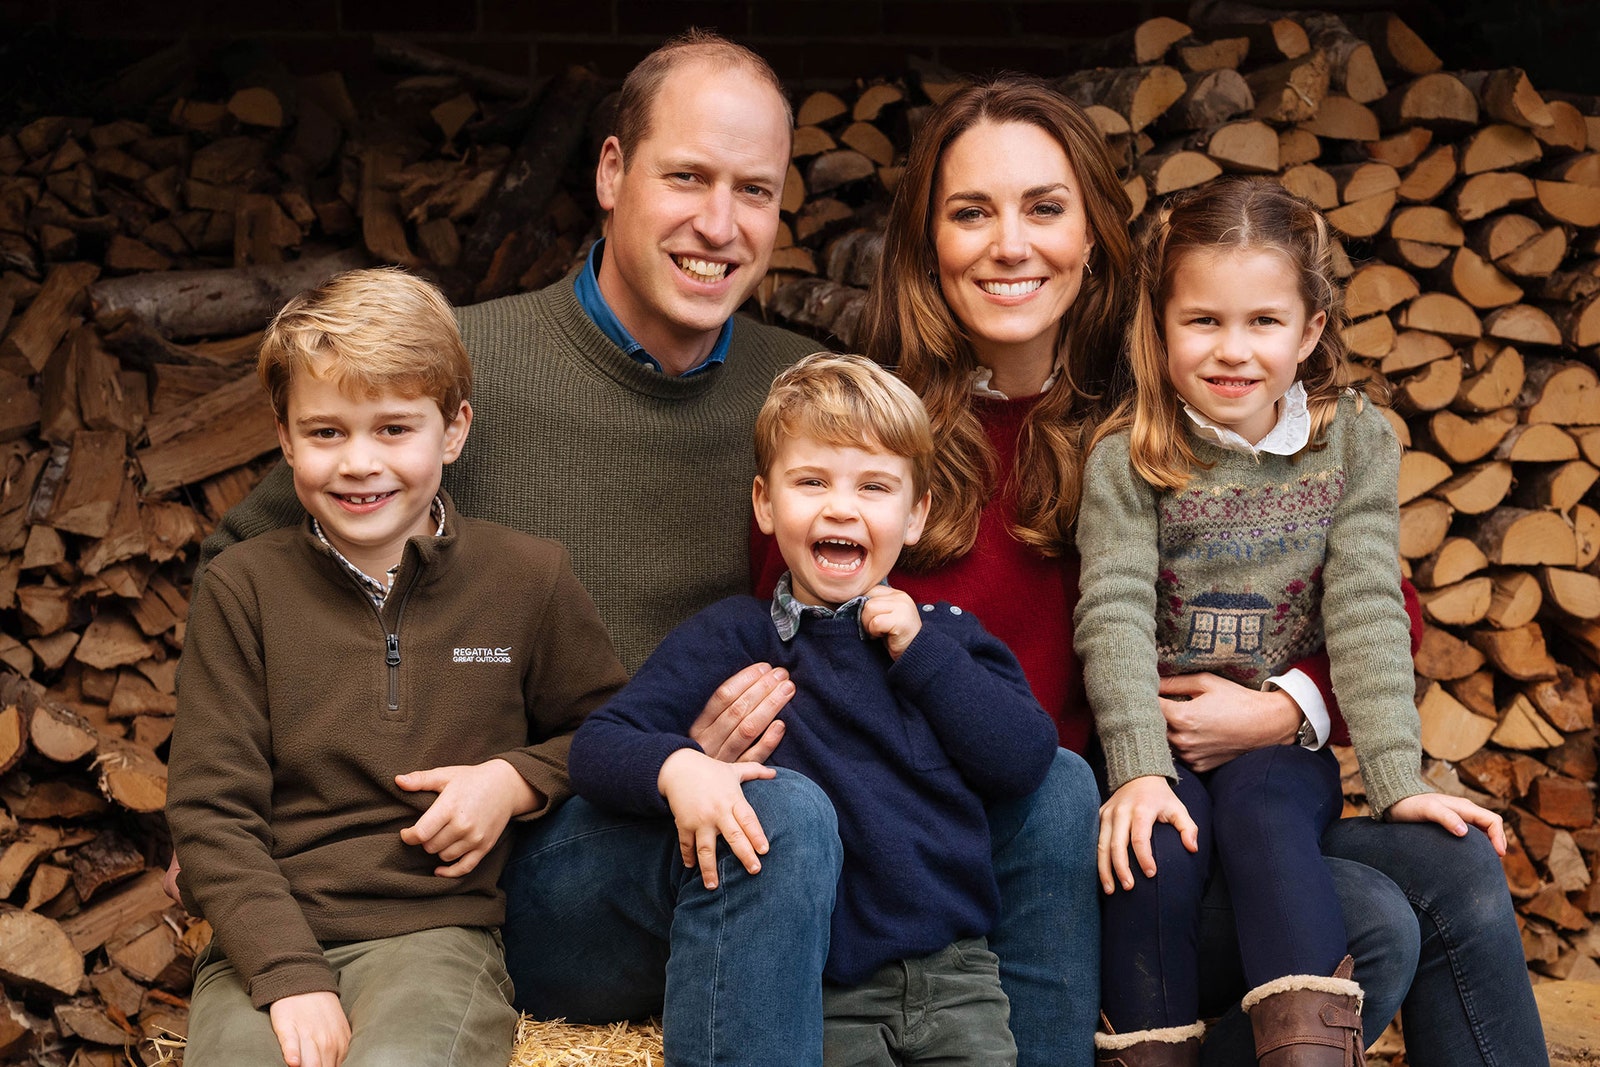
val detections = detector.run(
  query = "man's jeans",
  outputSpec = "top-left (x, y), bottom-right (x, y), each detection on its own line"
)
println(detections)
top-left (501, 749), bottom-right (1104, 1067)
top-left (500, 769), bottom-right (840, 1067)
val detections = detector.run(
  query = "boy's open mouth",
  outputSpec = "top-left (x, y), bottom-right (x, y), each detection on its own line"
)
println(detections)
top-left (674, 255), bottom-right (732, 283)
top-left (336, 491), bottom-right (396, 506)
top-left (812, 538), bottom-right (866, 572)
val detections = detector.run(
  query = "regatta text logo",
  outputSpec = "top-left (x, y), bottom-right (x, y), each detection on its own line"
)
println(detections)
top-left (453, 647), bottom-right (512, 664)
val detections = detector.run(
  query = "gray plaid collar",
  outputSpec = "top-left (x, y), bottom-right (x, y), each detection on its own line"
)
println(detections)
top-left (770, 571), bottom-right (870, 642)
top-left (312, 495), bottom-right (446, 608)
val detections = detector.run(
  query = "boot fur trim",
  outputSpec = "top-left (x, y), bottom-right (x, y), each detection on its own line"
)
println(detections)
top-left (1094, 1022), bottom-right (1206, 1050)
top-left (1241, 973), bottom-right (1363, 1015)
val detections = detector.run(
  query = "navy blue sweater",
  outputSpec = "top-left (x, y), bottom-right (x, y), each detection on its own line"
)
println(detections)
top-left (569, 595), bottom-right (1058, 985)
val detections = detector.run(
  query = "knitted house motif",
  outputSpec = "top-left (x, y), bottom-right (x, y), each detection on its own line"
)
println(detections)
top-left (1185, 590), bottom-right (1273, 658)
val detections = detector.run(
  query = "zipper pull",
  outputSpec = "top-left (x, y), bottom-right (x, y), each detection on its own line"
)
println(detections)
top-left (386, 633), bottom-right (400, 666)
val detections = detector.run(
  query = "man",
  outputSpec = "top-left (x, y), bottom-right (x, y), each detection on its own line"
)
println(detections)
top-left (188, 33), bottom-right (852, 1067)
top-left (203, 33), bottom-right (810, 677)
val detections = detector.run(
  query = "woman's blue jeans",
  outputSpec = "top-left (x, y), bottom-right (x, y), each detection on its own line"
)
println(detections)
top-left (499, 749), bottom-right (1104, 1067)
top-left (1197, 818), bottom-right (1546, 1067)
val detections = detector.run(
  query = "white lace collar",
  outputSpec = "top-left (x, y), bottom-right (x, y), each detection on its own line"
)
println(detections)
top-left (1183, 381), bottom-right (1311, 457)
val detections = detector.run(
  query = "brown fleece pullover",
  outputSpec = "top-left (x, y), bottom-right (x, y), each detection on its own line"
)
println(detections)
top-left (166, 495), bottom-right (627, 1008)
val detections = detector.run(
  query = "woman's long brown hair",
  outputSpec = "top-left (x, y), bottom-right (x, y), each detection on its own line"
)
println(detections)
top-left (860, 76), bottom-right (1134, 569)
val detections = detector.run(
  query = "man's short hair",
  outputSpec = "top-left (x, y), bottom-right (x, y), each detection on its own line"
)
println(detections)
top-left (612, 28), bottom-right (793, 162)
top-left (258, 267), bottom-right (471, 422)
top-left (754, 353), bottom-right (934, 498)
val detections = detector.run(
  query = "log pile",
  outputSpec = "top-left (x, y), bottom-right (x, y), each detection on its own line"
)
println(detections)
top-left (0, 38), bottom-right (609, 1066)
top-left (0, 10), bottom-right (1595, 1064)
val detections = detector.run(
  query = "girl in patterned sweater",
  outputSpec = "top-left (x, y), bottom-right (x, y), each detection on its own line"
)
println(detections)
top-left (1074, 179), bottom-right (1507, 1067)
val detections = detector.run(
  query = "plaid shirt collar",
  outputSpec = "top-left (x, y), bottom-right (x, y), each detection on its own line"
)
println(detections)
top-left (770, 571), bottom-right (870, 642)
top-left (311, 495), bottom-right (446, 608)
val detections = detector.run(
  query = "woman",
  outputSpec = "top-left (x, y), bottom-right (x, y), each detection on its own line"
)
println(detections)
top-left (857, 77), bottom-right (1541, 1066)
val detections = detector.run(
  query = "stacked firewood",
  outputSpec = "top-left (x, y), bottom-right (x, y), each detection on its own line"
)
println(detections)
top-left (0, 37), bottom-right (617, 1067)
top-left (0, 8), bottom-right (1596, 1064)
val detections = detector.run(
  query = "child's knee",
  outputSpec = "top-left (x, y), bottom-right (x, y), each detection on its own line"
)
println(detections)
top-left (743, 768), bottom-right (843, 873)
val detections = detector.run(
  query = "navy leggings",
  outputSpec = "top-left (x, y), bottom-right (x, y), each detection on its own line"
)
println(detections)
top-left (1100, 744), bottom-right (1345, 1032)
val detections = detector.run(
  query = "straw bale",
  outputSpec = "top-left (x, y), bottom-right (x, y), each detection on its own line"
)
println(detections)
top-left (509, 1015), bottom-right (665, 1067)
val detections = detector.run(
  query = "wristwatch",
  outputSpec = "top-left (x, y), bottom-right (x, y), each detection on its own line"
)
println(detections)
top-left (1295, 714), bottom-right (1318, 748)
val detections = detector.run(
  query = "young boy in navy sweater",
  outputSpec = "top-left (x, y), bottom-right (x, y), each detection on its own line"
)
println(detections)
top-left (569, 353), bottom-right (1058, 1065)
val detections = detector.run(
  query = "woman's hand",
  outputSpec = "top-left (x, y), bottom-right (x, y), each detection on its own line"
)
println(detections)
top-left (1159, 673), bottom-right (1302, 771)
top-left (1386, 793), bottom-right (1507, 855)
top-left (1097, 775), bottom-right (1198, 894)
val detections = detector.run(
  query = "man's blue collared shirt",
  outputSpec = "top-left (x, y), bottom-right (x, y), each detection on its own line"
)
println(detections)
top-left (573, 239), bottom-right (732, 377)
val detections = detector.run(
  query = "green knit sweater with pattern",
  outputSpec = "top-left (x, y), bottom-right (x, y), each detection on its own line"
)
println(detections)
top-left (199, 270), bottom-right (819, 673)
top-left (1074, 394), bottom-right (1429, 815)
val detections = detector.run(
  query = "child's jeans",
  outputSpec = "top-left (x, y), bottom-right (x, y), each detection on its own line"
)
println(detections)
top-left (1099, 744), bottom-right (1344, 1032)
top-left (822, 938), bottom-right (1017, 1067)
top-left (183, 925), bottom-right (518, 1067)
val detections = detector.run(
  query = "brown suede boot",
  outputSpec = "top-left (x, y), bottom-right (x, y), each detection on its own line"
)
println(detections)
top-left (1241, 954), bottom-right (1366, 1066)
top-left (1093, 1017), bottom-right (1204, 1067)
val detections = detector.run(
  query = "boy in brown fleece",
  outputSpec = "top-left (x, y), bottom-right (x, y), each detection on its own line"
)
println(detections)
top-left (166, 267), bottom-right (626, 1067)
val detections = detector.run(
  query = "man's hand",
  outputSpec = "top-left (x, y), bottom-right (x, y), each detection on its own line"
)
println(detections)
top-left (269, 991), bottom-right (350, 1067)
top-left (861, 585), bottom-right (922, 660)
top-left (688, 662), bottom-right (794, 763)
top-left (1386, 792), bottom-right (1507, 855)
top-left (396, 759), bottom-right (537, 877)
top-left (657, 749), bottom-right (775, 890)
top-left (1097, 775), bottom-right (1199, 894)
top-left (1159, 673), bottom-right (1301, 772)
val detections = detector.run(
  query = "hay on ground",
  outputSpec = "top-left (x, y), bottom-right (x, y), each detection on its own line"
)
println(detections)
top-left (509, 1015), bottom-right (664, 1066)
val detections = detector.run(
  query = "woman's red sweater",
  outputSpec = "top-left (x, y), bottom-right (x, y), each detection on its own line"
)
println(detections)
top-left (752, 392), bottom-right (1421, 753)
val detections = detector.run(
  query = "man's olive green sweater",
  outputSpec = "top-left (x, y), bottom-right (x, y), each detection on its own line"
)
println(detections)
top-left (200, 271), bottom-right (819, 673)
top-left (1074, 395), bottom-right (1429, 815)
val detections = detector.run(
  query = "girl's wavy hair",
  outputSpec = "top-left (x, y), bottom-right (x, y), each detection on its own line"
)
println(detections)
top-left (860, 75), bottom-right (1133, 569)
top-left (1099, 178), bottom-right (1363, 492)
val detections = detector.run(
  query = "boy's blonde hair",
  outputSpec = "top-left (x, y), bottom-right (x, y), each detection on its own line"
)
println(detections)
top-left (755, 353), bottom-right (934, 498)
top-left (1099, 177), bottom-right (1361, 492)
top-left (259, 267), bottom-right (472, 422)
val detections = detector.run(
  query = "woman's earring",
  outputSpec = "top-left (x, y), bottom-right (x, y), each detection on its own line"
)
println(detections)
top-left (1083, 258), bottom-right (1094, 277)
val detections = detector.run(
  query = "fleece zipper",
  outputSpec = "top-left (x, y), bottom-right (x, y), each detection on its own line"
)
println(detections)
top-left (379, 578), bottom-right (420, 720)
top-left (338, 562), bottom-right (421, 722)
